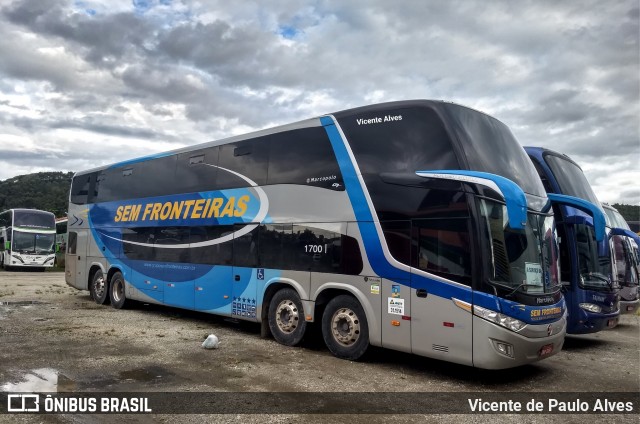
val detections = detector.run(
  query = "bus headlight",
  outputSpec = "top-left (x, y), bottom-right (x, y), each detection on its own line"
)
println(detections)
top-left (579, 303), bottom-right (602, 313)
top-left (473, 305), bottom-right (526, 332)
top-left (11, 254), bottom-right (24, 263)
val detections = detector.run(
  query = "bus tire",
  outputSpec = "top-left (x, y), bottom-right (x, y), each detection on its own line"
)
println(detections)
top-left (90, 270), bottom-right (109, 305)
top-left (109, 271), bottom-right (127, 309)
top-left (268, 288), bottom-right (307, 346)
top-left (322, 295), bottom-right (369, 361)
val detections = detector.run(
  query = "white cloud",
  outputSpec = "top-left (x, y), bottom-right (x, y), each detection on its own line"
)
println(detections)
top-left (0, 0), bottom-right (637, 205)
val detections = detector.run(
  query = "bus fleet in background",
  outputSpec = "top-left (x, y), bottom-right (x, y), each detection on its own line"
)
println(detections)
top-left (2, 100), bottom-right (637, 370)
top-left (0, 209), bottom-right (56, 271)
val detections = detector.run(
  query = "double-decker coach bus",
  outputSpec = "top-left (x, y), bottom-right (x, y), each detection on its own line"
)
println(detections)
top-left (603, 203), bottom-right (640, 314)
top-left (0, 208), bottom-right (56, 271)
top-left (67, 100), bottom-right (573, 369)
top-left (525, 147), bottom-right (620, 333)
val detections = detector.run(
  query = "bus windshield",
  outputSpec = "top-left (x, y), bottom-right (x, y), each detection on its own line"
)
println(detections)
top-left (12, 231), bottom-right (56, 255)
top-left (545, 155), bottom-right (600, 205)
top-left (604, 207), bottom-right (631, 230)
top-left (479, 198), bottom-right (560, 294)
top-left (574, 224), bottom-right (616, 291)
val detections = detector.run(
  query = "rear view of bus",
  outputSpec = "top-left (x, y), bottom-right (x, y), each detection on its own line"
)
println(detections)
top-left (525, 148), bottom-right (619, 333)
top-left (603, 203), bottom-right (640, 314)
top-left (0, 209), bottom-right (57, 271)
top-left (67, 100), bottom-right (567, 369)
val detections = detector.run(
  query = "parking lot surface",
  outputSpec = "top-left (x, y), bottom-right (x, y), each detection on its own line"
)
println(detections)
top-left (0, 270), bottom-right (638, 423)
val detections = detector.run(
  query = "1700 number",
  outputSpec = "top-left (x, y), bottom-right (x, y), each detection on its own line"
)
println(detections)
top-left (304, 244), bottom-right (327, 253)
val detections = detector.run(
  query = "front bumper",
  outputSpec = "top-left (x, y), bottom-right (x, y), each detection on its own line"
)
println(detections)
top-left (472, 315), bottom-right (566, 370)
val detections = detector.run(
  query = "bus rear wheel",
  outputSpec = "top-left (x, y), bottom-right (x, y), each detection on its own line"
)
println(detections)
top-left (268, 288), bottom-right (307, 346)
top-left (322, 295), bottom-right (369, 360)
top-left (90, 270), bottom-right (109, 305)
top-left (109, 271), bottom-right (127, 309)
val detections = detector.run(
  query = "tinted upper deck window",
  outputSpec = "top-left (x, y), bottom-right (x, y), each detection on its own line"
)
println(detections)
top-left (217, 138), bottom-right (269, 189)
top-left (544, 154), bottom-right (600, 205)
top-left (442, 104), bottom-right (546, 197)
top-left (268, 127), bottom-right (343, 190)
top-left (175, 147), bottom-right (220, 194)
top-left (95, 155), bottom-right (178, 203)
top-left (70, 174), bottom-right (92, 205)
top-left (337, 106), bottom-right (460, 176)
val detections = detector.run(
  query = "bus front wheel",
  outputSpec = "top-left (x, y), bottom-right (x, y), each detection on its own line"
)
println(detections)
top-left (109, 272), bottom-right (127, 309)
top-left (322, 295), bottom-right (369, 360)
top-left (90, 270), bottom-right (109, 305)
top-left (268, 288), bottom-right (307, 346)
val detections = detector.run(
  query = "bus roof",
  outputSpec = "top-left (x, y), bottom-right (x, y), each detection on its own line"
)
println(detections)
top-left (74, 100), bottom-right (494, 177)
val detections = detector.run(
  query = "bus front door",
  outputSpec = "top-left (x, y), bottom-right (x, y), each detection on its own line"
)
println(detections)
top-left (409, 219), bottom-right (473, 366)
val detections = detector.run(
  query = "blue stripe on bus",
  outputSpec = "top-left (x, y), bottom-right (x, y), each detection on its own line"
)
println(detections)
top-left (321, 116), bottom-right (566, 322)
top-left (320, 116), bottom-right (472, 304)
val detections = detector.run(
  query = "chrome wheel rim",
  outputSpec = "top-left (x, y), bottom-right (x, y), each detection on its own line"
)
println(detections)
top-left (331, 307), bottom-right (360, 347)
top-left (275, 299), bottom-right (299, 333)
top-left (93, 275), bottom-right (106, 299)
top-left (112, 279), bottom-right (124, 302)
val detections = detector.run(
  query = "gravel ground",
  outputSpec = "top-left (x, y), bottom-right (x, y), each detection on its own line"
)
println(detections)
top-left (0, 269), bottom-right (638, 423)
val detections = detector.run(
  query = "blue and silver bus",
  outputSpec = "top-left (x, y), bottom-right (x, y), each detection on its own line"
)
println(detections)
top-left (0, 208), bottom-right (57, 271)
top-left (66, 100), bottom-right (569, 369)
top-left (603, 203), bottom-right (640, 314)
top-left (525, 147), bottom-right (619, 333)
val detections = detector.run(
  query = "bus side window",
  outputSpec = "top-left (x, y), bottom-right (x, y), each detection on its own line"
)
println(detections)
top-left (70, 175), bottom-right (92, 205)
top-left (233, 226), bottom-right (259, 268)
top-left (189, 226), bottom-right (233, 265)
top-left (154, 227), bottom-right (190, 263)
top-left (268, 127), bottom-right (343, 190)
top-left (67, 232), bottom-right (78, 255)
top-left (381, 221), bottom-right (411, 266)
top-left (218, 138), bottom-right (269, 190)
top-left (411, 217), bottom-right (472, 286)
top-left (122, 227), bottom-right (155, 260)
top-left (259, 224), bottom-right (292, 270)
top-left (175, 147), bottom-right (220, 194)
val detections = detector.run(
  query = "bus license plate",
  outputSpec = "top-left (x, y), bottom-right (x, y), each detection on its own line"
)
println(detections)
top-left (627, 306), bottom-right (635, 311)
top-left (607, 319), bottom-right (617, 328)
top-left (539, 344), bottom-right (553, 357)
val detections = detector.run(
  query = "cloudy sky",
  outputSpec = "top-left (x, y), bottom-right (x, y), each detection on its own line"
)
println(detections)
top-left (0, 0), bottom-right (638, 204)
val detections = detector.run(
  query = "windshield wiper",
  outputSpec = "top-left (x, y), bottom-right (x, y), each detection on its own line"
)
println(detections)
top-left (490, 280), bottom-right (545, 297)
top-left (581, 272), bottom-right (613, 290)
top-left (506, 283), bottom-right (545, 297)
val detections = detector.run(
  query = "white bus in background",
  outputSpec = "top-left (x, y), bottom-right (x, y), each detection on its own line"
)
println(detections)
top-left (603, 203), bottom-right (640, 314)
top-left (0, 208), bottom-right (57, 271)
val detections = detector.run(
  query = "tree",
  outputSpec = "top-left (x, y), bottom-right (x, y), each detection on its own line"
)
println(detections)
top-left (0, 172), bottom-right (74, 218)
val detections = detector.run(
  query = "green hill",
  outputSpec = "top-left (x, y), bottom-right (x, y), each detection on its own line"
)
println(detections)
top-left (0, 172), bottom-right (73, 218)
top-left (612, 203), bottom-right (640, 223)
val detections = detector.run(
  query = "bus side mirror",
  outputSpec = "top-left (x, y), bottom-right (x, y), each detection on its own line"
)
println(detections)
top-left (610, 227), bottom-right (640, 249)
top-left (547, 194), bottom-right (606, 242)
